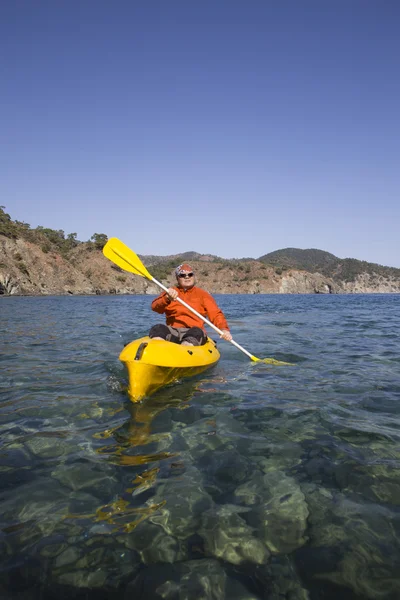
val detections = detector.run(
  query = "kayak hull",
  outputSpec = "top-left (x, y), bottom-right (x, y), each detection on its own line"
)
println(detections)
top-left (119, 336), bottom-right (220, 402)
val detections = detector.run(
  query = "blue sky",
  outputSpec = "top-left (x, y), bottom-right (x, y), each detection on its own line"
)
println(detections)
top-left (2, 1), bottom-right (399, 266)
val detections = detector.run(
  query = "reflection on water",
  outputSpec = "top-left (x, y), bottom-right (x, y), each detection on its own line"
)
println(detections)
top-left (1, 294), bottom-right (400, 599)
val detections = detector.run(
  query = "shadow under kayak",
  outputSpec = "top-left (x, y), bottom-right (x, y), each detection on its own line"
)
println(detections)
top-left (119, 336), bottom-right (220, 402)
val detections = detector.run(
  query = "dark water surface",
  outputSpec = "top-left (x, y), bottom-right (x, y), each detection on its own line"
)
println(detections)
top-left (1, 294), bottom-right (400, 600)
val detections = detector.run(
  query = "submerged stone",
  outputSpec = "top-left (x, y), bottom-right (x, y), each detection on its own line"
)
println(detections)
top-left (55, 568), bottom-right (108, 589)
top-left (124, 558), bottom-right (259, 600)
top-left (254, 440), bottom-right (303, 473)
top-left (75, 547), bottom-right (105, 569)
top-left (89, 522), bottom-right (115, 535)
top-left (68, 491), bottom-right (104, 515)
top-left (1, 481), bottom-right (69, 539)
top-left (336, 461), bottom-right (400, 505)
top-left (24, 436), bottom-right (76, 459)
top-left (299, 483), bottom-right (400, 598)
top-left (141, 531), bottom-right (184, 564)
top-left (200, 504), bottom-right (270, 565)
top-left (119, 521), bottom-right (187, 564)
top-left (256, 554), bottom-right (310, 600)
top-left (198, 449), bottom-right (251, 486)
top-left (39, 542), bottom-right (68, 558)
top-left (180, 411), bottom-right (253, 458)
top-left (54, 545), bottom-right (81, 568)
top-left (235, 471), bottom-right (309, 554)
top-left (51, 462), bottom-right (116, 495)
top-left (149, 466), bottom-right (213, 539)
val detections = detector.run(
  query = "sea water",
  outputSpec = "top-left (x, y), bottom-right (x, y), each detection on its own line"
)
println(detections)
top-left (1, 294), bottom-right (399, 599)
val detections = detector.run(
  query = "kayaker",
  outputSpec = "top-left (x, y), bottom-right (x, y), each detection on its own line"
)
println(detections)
top-left (149, 263), bottom-right (233, 346)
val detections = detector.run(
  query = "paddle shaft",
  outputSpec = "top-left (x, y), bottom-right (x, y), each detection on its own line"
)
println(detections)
top-left (150, 276), bottom-right (256, 360)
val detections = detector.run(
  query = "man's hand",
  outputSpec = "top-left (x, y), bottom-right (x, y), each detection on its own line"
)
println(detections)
top-left (166, 288), bottom-right (178, 301)
top-left (220, 329), bottom-right (233, 341)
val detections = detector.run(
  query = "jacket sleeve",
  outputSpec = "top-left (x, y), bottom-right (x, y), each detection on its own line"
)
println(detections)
top-left (202, 291), bottom-right (229, 331)
top-left (151, 292), bottom-right (171, 314)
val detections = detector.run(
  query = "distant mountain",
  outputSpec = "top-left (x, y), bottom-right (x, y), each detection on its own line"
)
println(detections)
top-left (259, 248), bottom-right (338, 272)
top-left (139, 251), bottom-right (222, 266)
top-left (258, 247), bottom-right (400, 282)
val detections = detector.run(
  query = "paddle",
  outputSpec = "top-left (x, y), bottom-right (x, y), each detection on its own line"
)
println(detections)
top-left (103, 238), bottom-right (291, 365)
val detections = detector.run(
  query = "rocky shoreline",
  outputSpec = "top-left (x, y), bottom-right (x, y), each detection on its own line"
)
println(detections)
top-left (1, 235), bottom-right (400, 296)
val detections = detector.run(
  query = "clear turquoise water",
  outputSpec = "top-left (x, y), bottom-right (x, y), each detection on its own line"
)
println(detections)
top-left (1, 294), bottom-right (400, 599)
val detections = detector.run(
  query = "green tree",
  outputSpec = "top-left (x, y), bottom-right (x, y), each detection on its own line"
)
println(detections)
top-left (0, 206), bottom-right (18, 238)
top-left (90, 233), bottom-right (108, 250)
top-left (15, 220), bottom-right (31, 230)
top-left (65, 232), bottom-right (78, 250)
top-left (36, 227), bottom-right (66, 246)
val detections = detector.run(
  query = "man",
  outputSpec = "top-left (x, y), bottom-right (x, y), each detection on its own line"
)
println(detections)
top-left (149, 263), bottom-right (233, 346)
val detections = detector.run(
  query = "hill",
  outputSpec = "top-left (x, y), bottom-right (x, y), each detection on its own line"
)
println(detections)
top-left (1, 206), bottom-right (400, 295)
top-left (259, 247), bottom-right (400, 283)
top-left (259, 248), bottom-right (339, 271)
top-left (139, 251), bottom-right (223, 265)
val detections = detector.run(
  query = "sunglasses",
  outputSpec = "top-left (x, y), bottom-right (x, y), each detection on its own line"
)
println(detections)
top-left (178, 272), bottom-right (194, 279)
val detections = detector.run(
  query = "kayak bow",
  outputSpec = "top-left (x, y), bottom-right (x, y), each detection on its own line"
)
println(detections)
top-left (119, 336), bottom-right (220, 402)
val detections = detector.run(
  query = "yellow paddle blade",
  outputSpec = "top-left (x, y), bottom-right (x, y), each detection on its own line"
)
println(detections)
top-left (250, 355), bottom-right (293, 366)
top-left (103, 238), bottom-right (153, 280)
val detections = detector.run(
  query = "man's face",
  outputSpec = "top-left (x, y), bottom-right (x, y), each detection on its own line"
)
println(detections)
top-left (177, 271), bottom-right (195, 290)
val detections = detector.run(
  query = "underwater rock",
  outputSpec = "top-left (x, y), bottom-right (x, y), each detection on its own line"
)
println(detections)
top-left (233, 473), bottom-right (267, 506)
top-left (141, 532), bottom-right (185, 565)
top-left (235, 471), bottom-right (309, 554)
top-left (180, 412), bottom-right (253, 457)
top-left (253, 440), bottom-right (303, 473)
top-left (256, 554), bottom-right (310, 600)
top-left (25, 435), bottom-right (76, 459)
top-left (149, 465), bottom-right (213, 539)
top-left (88, 522), bottom-right (116, 535)
top-left (51, 545), bottom-right (140, 591)
top-left (74, 547), bottom-right (105, 569)
top-left (0, 445), bottom-right (33, 470)
top-left (119, 521), bottom-right (162, 551)
top-left (38, 542), bottom-right (68, 558)
top-left (200, 504), bottom-right (270, 565)
top-left (119, 521), bottom-right (187, 564)
top-left (299, 483), bottom-right (400, 599)
top-left (55, 568), bottom-right (108, 589)
top-left (68, 491), bottom-right (105, 516)
top-left (197, 449), bottom-right (252, 490)
top-left (54, 545), bottom-right (81, 568)
top-left (124, 558), bottom-right (259, 600)
top-left (1, 480), bottom-right (69, 538)
top-left (335, 461), bottom-right (400, 505)
top-left (179, 418), bottom-right (228, 454)
top-left (51, 462), bottom-right (116, 496)
top-left (169, 404), bottom-right (205, 424)
top-left (300, 483), bottom-right (346, 547)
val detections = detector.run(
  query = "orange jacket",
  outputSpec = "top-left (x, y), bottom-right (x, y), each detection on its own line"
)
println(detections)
top-left (151, 286), bottom-right (229, 332)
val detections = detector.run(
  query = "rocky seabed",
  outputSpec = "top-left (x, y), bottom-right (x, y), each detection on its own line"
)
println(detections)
top-left (2, 397), bottom-right (400, 600)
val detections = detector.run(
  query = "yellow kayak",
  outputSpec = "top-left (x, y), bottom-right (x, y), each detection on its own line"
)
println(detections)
top-left (119, 336), bottom-right (220, 402)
